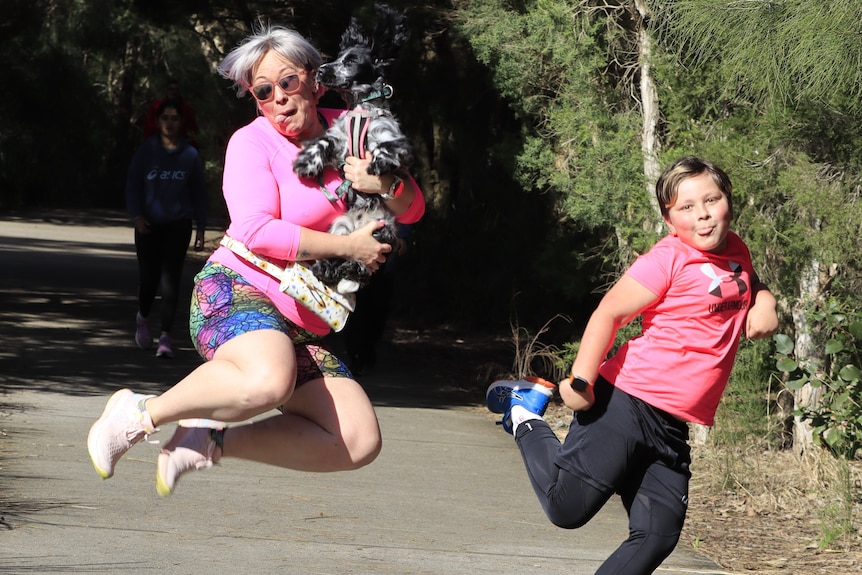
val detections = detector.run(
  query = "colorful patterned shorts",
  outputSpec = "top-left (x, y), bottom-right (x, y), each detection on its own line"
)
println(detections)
top-left (189, 262), bottom-right (352, 387)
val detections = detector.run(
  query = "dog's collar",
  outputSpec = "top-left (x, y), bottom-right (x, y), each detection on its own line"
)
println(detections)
top-left (361, 84), bottom-right (394, 103)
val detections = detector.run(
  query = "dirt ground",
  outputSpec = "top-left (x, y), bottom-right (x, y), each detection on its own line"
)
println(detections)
top-left (394, 325), bottom-right (862, 574)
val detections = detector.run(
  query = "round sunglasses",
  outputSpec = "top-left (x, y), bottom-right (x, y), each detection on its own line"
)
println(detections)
top-left (251, 72), bottom-right (308, 102)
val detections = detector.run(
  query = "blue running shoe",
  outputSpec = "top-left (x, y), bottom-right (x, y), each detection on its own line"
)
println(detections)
top-left (498, 412), bottom-right (516, 434)
top-left (486, 376), bottom-right (556, 415)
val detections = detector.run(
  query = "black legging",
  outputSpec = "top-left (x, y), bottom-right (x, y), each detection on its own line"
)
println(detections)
top-left (134, 218), bottom-right (192, 334)
top-left (514, 380), bottom-right (690, 574)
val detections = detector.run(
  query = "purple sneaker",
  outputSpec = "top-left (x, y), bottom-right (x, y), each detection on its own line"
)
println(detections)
top-left (135, 312), bottom-right (151, 349)
top-left (156, 334), bottom-right (173, 358)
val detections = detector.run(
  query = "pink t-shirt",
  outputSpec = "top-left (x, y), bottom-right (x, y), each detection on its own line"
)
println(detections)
top-left (209, 111), bottom-right (425, 335)
top-left (598, 231), bottom-right (754, 425)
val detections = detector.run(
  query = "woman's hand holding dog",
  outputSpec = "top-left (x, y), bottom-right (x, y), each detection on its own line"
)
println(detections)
top-left (347, 220), bottom-right (391, 272)
top-left (343, 155), bottom-right (414, 215)
top-left (343, 156), bottom-right (386, 195)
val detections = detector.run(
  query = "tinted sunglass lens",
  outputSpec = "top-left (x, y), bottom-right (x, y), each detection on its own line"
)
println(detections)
top-left (252, 84), bottom-right (273, 101)
top-left (278, 75), bottom-right (299, 92)
top-left (252, 74), bottom-right (300, 101)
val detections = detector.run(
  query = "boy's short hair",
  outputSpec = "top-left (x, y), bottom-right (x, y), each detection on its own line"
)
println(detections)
top-left (656, 156), bottom-right (733, 218)
top-left (156, 98), bottom-right (183, 120)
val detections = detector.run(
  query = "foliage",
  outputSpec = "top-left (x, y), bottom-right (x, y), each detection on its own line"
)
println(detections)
top-left (659, 0), bottom-right (862, 111)
top-left (655, 0), bottom-right (862, 305)
top-left (773, 300), bottom-right (862, 459)
top-left (707, 338), bottom-right (787, 450)
top-left (0, 0), bottom-right (237, 209)
top-left (455, 0), bottom-right (862, 328)
top-left (455, 0), bottom-right (656, 269)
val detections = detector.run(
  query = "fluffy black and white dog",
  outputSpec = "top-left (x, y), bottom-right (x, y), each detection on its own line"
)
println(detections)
top-left (293, 3), bottom-right (413, 294)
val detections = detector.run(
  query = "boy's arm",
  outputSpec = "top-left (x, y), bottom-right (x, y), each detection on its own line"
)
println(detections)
top-left (561, 274), bottom-right (658, 411)
top-left (745, 281), bottom-right (779, 340)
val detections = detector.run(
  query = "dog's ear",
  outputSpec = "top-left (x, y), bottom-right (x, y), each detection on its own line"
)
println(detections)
top-left (373, 57), bottom-right (396, 77)
top-left (340, 16), bottom-right (372, 51)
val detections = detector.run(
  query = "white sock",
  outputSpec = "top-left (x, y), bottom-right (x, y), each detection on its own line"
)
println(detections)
top-left (510, 404), bottom-right (543, 435)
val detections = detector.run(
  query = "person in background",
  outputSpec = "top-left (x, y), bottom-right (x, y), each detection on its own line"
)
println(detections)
top-left (486, 156), bottom-right (779, 574)
top-left (343, 222), bottom-right (412, 374)
top-left (89, 23), bottom-right (425, 496)
top-left (126, 99), bottom-right (207, 358)
top-left (142, 78), bottom-right (200, 147)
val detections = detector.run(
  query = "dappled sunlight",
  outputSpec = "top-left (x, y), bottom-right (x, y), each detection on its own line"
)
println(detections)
top-left (1, 211), bottom-right (500, 408)
top-left (0, 214), bottom-right (203, 397)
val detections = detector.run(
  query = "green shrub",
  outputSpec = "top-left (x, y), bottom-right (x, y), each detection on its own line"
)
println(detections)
top-left (773, 300), bottom-right (862, 459)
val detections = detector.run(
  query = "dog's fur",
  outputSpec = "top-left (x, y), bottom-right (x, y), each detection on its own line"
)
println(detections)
top-left (293, 3), bottom-right (413, 294)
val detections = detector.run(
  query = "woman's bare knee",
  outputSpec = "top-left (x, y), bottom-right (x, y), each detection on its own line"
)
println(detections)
top-left (213, 331), bottom-right (297, 414)
top-left (342, 422), bottom-right (382, 469)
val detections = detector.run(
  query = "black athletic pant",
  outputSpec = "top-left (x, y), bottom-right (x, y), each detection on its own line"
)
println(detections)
top-left (515, 377), bottom-right (691, 574)
top-left (134, 218), bottom-right (192, 334)
top-left (343, 267), bottom-right (396, 372)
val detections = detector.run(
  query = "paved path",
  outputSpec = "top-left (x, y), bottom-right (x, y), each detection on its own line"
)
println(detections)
top-left (0, 212), bottom-right (724, 574)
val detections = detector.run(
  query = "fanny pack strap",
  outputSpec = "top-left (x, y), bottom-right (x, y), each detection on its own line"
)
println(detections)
top-left (219, 235), bottom-right (355, 331)
top-left (220, 235), bottom-right (288, 281)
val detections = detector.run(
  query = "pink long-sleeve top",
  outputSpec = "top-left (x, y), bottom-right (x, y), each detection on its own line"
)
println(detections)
top-left (209, 110), bottom-right (425, 335)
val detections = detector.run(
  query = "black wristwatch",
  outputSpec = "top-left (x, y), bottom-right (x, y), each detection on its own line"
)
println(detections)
top-left (570, 375), bottom-right (590, 392)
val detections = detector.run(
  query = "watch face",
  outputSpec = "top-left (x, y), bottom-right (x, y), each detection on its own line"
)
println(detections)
top-left (570, 376), bottom-right (589, 392)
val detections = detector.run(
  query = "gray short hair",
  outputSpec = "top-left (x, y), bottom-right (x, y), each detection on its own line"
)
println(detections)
top-left (218, 22), bottom-right (323, 97)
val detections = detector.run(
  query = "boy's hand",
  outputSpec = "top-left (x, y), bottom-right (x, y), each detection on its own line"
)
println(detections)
top-left (745, 286), bottom-right (779, 339)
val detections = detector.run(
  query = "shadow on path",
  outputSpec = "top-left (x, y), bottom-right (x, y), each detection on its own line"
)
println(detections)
top-left (0, 209), bottom-right (510, 407)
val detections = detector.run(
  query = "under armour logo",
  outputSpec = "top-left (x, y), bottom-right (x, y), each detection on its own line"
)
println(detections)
top-left (700, 262), bottom-right (747, 298)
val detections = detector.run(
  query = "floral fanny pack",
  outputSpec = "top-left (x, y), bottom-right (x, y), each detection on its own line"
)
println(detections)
top-left (219, 235), bottom-right (355, 332)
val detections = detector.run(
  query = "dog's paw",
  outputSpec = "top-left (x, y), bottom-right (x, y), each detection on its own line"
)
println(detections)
top-left (368, 142), bottom-right (412, 176)
top-left (293, 140), bottom-right (333, 178)
top-left (336, 278), bottom-right (361, 294)
top-left (311, 259), bottom-right (341, 287)
top-left (293, 155), bottom-right (324, 178)
top-left (366, 156), bottom-right (400, 176)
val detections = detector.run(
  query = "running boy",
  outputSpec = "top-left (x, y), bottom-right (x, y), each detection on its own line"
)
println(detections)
top-left (487, 156), bottom-right (778, 574)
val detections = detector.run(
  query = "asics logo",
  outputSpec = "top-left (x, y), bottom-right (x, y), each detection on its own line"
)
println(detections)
top-left (147, 169), bottom-right (188, 181)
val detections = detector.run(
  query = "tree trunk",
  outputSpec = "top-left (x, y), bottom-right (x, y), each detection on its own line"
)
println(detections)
top-left (791, 254), bottom-right (831, 455)
top-left (634, 0), bottom-right (664, 235)
top-left (636, 0), bottom-right (715, 444)
top-left (791, 298), bottom-right (819, 454)
top-left (102, 38), bottom-right (141, 205)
